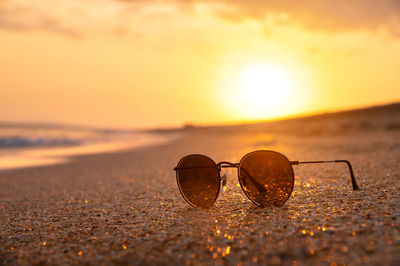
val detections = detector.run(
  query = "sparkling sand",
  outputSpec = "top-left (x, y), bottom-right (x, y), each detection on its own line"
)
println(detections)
top-left (1, 116), bottom-right (399, 265)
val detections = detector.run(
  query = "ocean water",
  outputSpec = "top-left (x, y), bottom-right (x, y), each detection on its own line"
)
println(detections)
top-left (0, 123), bottom-right (176, 170)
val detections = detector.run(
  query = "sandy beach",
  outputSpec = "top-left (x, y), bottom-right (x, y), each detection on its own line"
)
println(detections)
top-left (1, 108), bottom-right (400, 265)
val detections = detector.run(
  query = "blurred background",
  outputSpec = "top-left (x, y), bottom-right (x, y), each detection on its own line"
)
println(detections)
top-left (1, 0), bottom-right (400, 128)
top-left (1, 0), bottom-right (400, 169)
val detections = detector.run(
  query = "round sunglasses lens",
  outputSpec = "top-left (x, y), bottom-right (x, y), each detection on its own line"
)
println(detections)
top-left (238, 151), bottom-right (294, 206)
top-left (176, 155), bottom-right (220, 207)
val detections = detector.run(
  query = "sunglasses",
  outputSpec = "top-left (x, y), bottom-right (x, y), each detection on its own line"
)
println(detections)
top-left (174, 150), bottom-right (359, 207)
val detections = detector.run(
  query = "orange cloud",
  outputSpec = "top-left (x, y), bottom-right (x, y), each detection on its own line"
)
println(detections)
top-left (210, 0), bottom-right (400, 35)
top-left (0, 6), bottom-right (80, 37)
top-left (1, 0), bottom-right (399, 37)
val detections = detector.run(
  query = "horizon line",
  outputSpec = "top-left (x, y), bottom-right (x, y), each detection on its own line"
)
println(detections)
top-left (1, 100), bottom-right (399, 132)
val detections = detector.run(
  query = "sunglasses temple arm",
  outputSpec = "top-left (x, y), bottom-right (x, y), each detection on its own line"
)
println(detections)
top-left (239, 168), bottom-right (267, 193)
top-left (290, 160), bottom-right (359, 190)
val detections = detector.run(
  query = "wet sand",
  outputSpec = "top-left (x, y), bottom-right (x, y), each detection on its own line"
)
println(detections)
top-left (1, 114), bottom-right (400, 265)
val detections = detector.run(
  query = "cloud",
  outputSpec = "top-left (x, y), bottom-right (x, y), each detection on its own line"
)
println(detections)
top-left (212, 0), bottom-right (400, 34)
top-left (0, 4), bottom-right (81, 37)
top-left (0, 0), bottom-right (182, 37)
top-left (119, 0), bottom-right (400, 36)
top-left (1, 0), bottom-right (400, 38)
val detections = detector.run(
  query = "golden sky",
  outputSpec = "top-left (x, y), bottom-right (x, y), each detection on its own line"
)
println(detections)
top-left (1, 0), bottom-right (400, 128)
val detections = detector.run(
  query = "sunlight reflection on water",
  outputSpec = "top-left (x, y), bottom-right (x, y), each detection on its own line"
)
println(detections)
top-left (0, 130), bottom-right (179, 170)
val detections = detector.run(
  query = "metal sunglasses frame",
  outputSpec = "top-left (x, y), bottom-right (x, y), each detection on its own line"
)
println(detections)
top-left (174, 150), bottom-right (359, 207)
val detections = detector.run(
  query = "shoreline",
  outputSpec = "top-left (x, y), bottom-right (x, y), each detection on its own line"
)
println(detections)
top-left (0, 132), bottom-right (180, 172)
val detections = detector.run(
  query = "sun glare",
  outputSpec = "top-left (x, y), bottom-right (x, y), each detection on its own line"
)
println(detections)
top-left (237, 64), bottom-right (292, 108)
top-left (219, 58), bottom-right (309, 122)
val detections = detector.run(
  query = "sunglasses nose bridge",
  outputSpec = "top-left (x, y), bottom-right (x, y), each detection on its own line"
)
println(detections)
top-left (217, 161), bottom-right (239, 169)
top-left (217, 162), bottom-right (239, 191)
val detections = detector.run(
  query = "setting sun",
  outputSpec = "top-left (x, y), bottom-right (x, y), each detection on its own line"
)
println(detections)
top-left (237, 64), bottom-right (292, 108)
top-left (219, 58), bottom-right (310, 122)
